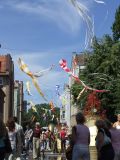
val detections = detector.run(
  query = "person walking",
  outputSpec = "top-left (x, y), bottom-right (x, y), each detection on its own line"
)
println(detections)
top-left (13, 116), bottom-right (24, 160)
top-left (105, 119), bottom-right (120, 160)
top-left (33, 122), bottom-right (41, 159)
top-left (24, 124), bottom-right (33, 153)
top-left (72, 112), bottom-right (90, 160)
top-left (95, 119), bottom-right (114, 160)
top-left (0, 118), bottom-right (12, 160)
top-left (60, 127), bottom-right (66, 153)
top-left (6, 118), bottom-right (17, 158)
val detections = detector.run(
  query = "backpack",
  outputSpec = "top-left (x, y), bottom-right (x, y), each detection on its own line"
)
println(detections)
top-left (101, 129), bottom-right (111, 146)
top-left (0, 137), bottom-right (5, 148)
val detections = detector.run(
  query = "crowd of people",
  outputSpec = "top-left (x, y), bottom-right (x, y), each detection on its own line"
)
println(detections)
top-left (0, 113), bottom-right (120, 160)
top-left (0, 117), bottom-right (67, 160)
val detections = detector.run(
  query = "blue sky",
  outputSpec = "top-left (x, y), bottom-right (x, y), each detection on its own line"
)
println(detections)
top-left (0, 0), bottom-right (119, 105)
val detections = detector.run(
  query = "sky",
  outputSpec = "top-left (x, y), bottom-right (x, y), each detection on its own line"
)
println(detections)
top-left (0, 0), bottom-right (120, 106)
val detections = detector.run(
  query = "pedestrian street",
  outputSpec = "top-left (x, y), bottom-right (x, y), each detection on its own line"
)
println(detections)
top-left (22, 151), bottom-right (66, 160)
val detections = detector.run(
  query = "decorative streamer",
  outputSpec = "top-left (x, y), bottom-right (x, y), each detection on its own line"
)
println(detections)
top-left (26, 81), bottom-right (32, 96)
top-left (29, 101), bottom-right (37, 112)
top-left (94, 0), bottom-right (105, 4)
top-left (18, 58), bottom-right (47, 101)
top-left (31, 115), bottom-right (36, 122)
top-left (59, 59), bottom-right (109, 93)
top-left (68, 0), bottom-right (94, 49)
top-left (88, 73), bottom-right (113, 80)
top-left (77, 87), bottom-right (86, 100)
top-left (18, 58), bottom-right (33, 77)
top-left (32, 78), bottom-right (48, 101)
top-left (33, 64), bottom-right (54, 78)
top-left (49, 101), bottom-right (55, 112)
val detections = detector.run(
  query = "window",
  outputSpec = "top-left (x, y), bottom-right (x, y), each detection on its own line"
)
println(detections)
top-left (62, 111), bottom-right (65, 119)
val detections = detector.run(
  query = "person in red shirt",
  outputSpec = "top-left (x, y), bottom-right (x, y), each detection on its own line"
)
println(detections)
top-left (33, 122), bottom-right (41, 159)
top-left (60, 127), bottom-right (66, 153)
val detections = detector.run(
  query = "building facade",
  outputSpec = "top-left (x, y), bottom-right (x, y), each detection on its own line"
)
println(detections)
top-left (60, 84), bottom-right (71, 129)
top-left (14, 80), bottom-right (23, 125)
top-left (70, 53), bottom-right (86, 127)
top-left (0, 54), bottom-right (14, 122)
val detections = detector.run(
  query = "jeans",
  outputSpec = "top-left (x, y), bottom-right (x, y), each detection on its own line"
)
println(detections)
top-left (72, 144), bottom-right (90, 160)
top-left (33, 137), bottom-right (40, 159)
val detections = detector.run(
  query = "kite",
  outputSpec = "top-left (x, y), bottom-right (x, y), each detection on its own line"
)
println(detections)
top-left (77, 87), bottom-right (86, 100)
top-left (94, 0), bottom-right (105, 4)
top-left (33, 64), bottom-right (54, 77)
top-left (49, 101), bottom-right (55, 112)
top-left (31, 115), bottom-right (36, 122)
top-left (26, 81), bottom-right (32, 96)
top-left (29, 101), bottom-right (37, 113)
top-left (18, 58), bottom-right (48, 101)
top-left (88, 73), bottom-right (113, 81)
top-left (59, 59), bottom-right (109, 93)
top-left (68, 0), bottom-right (94, 49)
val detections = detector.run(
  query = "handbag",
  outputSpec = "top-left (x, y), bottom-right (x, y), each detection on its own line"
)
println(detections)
top-left (101, 129), bottom-right (111, 146)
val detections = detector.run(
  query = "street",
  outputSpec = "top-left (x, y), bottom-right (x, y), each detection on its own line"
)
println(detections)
top-left (21, 151), bottom-right (66, 160)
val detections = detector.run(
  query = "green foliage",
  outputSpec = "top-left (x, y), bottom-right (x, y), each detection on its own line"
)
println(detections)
top-left (71, 35), bottom-right (120, 121)
top-left (22, 103), bottom-right (60, 128)
top-left (86, 36), bottom-right (120, 120)
top-left (112, 6), bottom-right (120, 41)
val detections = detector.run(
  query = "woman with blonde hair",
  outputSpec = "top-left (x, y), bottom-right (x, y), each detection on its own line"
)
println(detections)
top-left (0, 118), bottom-right (12, 160)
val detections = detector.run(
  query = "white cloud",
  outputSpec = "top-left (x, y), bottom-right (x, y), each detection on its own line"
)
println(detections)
top-left (1, 0), bottom-right (90, 34)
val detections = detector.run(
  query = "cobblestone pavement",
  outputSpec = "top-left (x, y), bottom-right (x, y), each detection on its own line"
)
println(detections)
top-left (21, 151), bottom-right (66, 160)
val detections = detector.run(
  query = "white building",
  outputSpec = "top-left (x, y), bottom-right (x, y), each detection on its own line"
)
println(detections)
top-left (60, 53), bottom-right (86, 131)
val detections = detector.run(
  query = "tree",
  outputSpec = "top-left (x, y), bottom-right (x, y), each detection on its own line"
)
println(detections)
top-left (71, 35), bottom-right (120, 121)
top-left (85, 36), bottom-right (120, 121)
top-left (71, 5), bottom-right (120, 121)
top-left (22, 103), bottom-right (60, 128)
top-left (112, 6), bottom-right (120, 41)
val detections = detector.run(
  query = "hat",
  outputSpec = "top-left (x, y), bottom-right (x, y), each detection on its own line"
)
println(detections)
top-left (36, 122), bottom-right (40, 126)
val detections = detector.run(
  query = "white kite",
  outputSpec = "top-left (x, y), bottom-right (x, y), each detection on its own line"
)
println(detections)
top-left (94, 0), bottom-right (105, 4)
top-left (26, 81), bottom-right (32, 96)
top-left (68, 0), bottom-right (94, 49)
top-left (33, 64), bottom-right (54, 78)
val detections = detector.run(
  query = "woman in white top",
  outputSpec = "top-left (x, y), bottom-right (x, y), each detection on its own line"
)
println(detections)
top-left (6, 118), bottom-right (17, 156)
